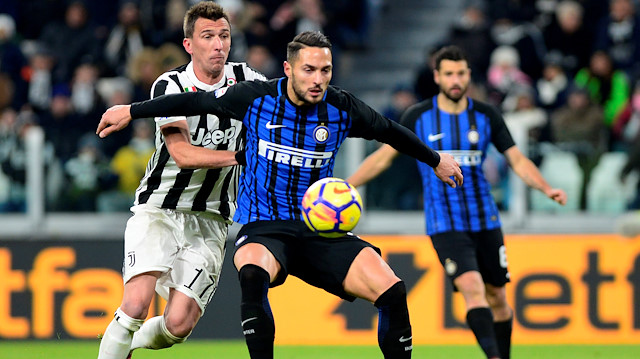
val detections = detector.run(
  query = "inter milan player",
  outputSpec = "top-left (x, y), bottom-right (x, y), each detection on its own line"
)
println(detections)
top-left (348, 45), bottom-right (567, 359)
top-left (97, 31), bottom-right (463, 359)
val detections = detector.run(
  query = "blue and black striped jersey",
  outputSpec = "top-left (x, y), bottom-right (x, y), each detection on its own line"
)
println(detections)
top-left (131, 77), bottom-right (440, 224)
top-left (400, 97), bottom-right (516, 235)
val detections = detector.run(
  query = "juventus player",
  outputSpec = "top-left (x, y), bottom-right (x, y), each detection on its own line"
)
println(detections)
top-left (97, 3), bottom-right (265, 359)
top-left (98, 32), bottom-right (463, 359)
top-left (348, 46), bottom-right (567, 359)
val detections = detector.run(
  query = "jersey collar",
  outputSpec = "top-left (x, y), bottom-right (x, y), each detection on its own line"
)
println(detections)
top-left (186, 62), bottom-right (226, 92)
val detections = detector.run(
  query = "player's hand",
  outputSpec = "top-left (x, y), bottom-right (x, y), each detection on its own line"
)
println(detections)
top-left (96, 105), bottom-right (133, 138)
top-left (546, 188), bottom-right (567, 205)
top-left (433, 153), bottom-right (463, 188)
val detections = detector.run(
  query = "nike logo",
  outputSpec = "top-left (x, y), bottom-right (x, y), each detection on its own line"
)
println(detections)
top-left (266, 121), bottom-right (286, 129)
top-left (399, 336), bottom-right (412, 343)
top-left (427, 133), bottom-right (445, 142)
top-left (333, 187), bottom-right (351, 194)
top-left (241, 317), bottom-right (258, 326)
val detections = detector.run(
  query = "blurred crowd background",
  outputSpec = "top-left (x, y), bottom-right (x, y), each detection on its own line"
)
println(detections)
top-left (0, 0), bottom-right (639, 216)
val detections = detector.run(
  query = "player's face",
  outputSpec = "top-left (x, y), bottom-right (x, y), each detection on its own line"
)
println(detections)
top-left (183, 17), bottom-right (231, 82)
top-left (284, 47), bottom-right (332, 106)
top-left (435, 59), bottom-right (470, 103)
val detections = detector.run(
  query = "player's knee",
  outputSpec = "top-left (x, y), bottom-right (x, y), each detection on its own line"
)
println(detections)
top-left (374, 281), bottom-right (407, 309)
top-left (164, 313), bottom-right (197, 338)
top-left (119, 301), bottom-right (150, 321)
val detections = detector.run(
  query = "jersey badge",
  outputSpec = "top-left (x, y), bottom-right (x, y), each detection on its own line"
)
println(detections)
top-left (445, 258), bottom-right (458, 276)
top-left (313, 125), bottom-right (330, 143)
top-left (467, 129), bottom-right (480, 144)
top-left (226, 77), bottom-right (237, 86)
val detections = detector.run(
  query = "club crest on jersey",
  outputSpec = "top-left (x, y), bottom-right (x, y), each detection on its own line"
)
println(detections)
top-left (313, 125), bottom-right (330, 143)
top-left (214, 87), bottom-right (229, 98)
top-left (226, 77), bottom-right (237, 86)
top-left (467, 129), bottom-right (480, 144)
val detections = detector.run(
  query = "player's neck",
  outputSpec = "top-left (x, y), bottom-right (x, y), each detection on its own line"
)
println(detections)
top-left (437, 93), bottom-right (468, 114)
top-left (193, 65), bottom-right (223, 86)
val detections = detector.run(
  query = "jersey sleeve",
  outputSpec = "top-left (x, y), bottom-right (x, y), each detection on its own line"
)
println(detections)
top-left (486, 105), bottom-right (516, 153)
top-left (345, 91), bottom-right (440, 167)
top-left (131, 81), bottom-right (261, 121)
top-left (150, 74), bottom-right (187, 127)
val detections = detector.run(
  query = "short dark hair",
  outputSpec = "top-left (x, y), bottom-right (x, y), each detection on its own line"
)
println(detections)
top-left (286, 31), bottom-right (332, 62)
top-left (183, 1), bottom-right (230, 38)
top-left (433, 45), bottom-right (469, 70)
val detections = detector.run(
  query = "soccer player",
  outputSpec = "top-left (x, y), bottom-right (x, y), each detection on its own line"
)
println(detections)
top-left (347, 45), bottom-right (568, 359)
top-left (97, 31), bottom-right (463, 359)
top-left (96, 3), bottom-right (266, 359)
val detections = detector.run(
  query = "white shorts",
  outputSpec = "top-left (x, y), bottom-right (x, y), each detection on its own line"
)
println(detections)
top-left (123, 204), bottom-right (227, 314)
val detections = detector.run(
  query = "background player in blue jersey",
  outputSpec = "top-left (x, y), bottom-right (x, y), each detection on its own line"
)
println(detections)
top-left (97, 32), bottom-right (463, 359)
top-left (96, 3), bottom-right (265, 359)
top-left (348, 46), bottom-right (567, 359)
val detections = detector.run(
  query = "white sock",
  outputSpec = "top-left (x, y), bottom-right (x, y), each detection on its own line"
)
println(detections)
top-left (130, 315), bottom-right (187, 351)
top-left (97, 308), bottom-right (144, 359)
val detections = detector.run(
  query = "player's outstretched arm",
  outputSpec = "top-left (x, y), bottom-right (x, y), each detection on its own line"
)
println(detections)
top-left (433, 153), bottom-right (463, 188)
top-left (348, 144), bottom-right (399, 187)
top-left (97, 105), bottom-right (132, 138)
top-left (504, 146), bottom-right (567, 205)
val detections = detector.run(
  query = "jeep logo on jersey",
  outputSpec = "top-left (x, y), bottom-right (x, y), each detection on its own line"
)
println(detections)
top-left (258, 139), bottom-right (332, 168)
top-left (192, 127), bottom-right (237, 146)
top-left (313, 125), bottom-right (330, 143)
top-left (442, 150), bottom-right (482, 166)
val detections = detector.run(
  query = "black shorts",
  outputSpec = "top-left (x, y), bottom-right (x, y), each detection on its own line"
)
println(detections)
top-left (430, 228), bottom-right (510, 289)
top-left (233, 220), bottom-right (380, 301)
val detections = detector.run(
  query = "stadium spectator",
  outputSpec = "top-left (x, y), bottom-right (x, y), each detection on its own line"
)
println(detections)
top-left (593, 0), bottom-right (640, 76)
top-left (61, 133), bottom-right (116, 212)
top-left (489, 15), bottom-right (546, 80)
top-left (38, 84), bottom-right (90, 162)
top-left (444, 1), bottom-right (495, 83)
top-left (542, 0), bottom-right (592, 76)
top-left (246, 44), bottom-right (280, 79)
top-left (574, 50), bottom-right (631, 136)
top-left (486, 45), bottom-right (532, 106)
top-left (26, 48), bottom-right (54, 112)
top-left (104, 0), bottom-right (151, 77)
top-left (413, 46), bottom-right (440, 101)
top-left (348, 45), bottom-right (567, 359)
top-left (535, 52), bottom-right (571, 113)
top-left (551, 86), bottom-right (605, 208)
top-left (38, 0), bottom-right (102, 83)
top-left (126, 47), bottom-right (164, 103)
top-left (98, 119), bottom-right (154, 212)
top-left (613, 80), bottom-right (640, 149)
top-left (0, 13), bottom-right (28, 109)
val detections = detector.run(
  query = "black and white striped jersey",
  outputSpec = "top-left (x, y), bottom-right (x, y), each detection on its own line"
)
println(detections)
top-left (134, 61), bottom-right (266, 222)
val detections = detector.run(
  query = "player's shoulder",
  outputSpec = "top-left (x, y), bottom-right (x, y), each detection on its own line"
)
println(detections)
top-left (469, 98), bottom-right (502, 119)
top-left (402, 97), bottom-right (436, 120)
top-left (225, 61), bottom-right (268, 81)
top-left (151, 64), bottom-right (190, 96)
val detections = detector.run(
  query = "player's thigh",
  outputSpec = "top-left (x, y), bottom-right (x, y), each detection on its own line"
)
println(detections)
top-left (121, 272), bottom-right (162, 318)
top-left (343, 247), bottom-right (400, 303)
top-left (475, 228), bottom-right (510, 287)
top-left (233, 221), bottom-right (288, 283)
top-left (161, 214), bottom-right (228, 315)
top-left (430, 231), bottom-right (479, 280)
top-left (122, 204), bottom-right (183, 283)
top-left (291, 231), bottom-right (381, 301)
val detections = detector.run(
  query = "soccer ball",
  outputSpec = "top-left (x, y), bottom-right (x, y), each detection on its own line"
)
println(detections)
top-left (301, 177), bottom-right (363, 238)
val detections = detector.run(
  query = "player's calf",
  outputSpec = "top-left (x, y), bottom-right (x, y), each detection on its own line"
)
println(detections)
top-left (239, 264), bottom-right (275, 359)
top-left (374, 281), bottom-right (412, 359)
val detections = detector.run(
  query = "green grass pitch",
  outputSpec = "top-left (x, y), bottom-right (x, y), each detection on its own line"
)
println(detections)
top-left (1, 340), bottom-right (639, 359)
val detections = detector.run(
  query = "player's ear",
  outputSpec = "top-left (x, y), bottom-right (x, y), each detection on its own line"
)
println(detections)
top-left (183, 38), bottom-right (193, 55)
top-left (283, 61), bottom-right (292, 77)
